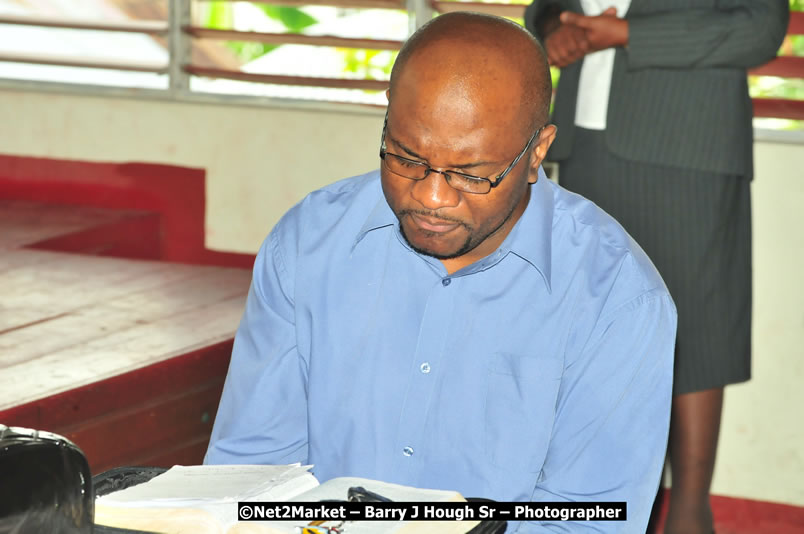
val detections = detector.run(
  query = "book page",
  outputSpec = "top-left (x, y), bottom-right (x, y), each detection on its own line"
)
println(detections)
top-left (95, 505), bottom-right (227, 534)
top-left (97, 464), bottom-right (317, 506)
top-left (227, 478), bottom-right (475, 534)
top-left (244, 465), bottom-right (321, 501)
top-left (95, 469), bottom-right (478, 534)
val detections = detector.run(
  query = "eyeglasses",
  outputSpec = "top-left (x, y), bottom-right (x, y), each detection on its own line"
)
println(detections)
top-left (379, 113), bottom-right (544, 195)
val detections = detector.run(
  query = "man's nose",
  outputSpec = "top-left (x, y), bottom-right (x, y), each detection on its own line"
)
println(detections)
top-left (410, 170), bottom-right (461, 210)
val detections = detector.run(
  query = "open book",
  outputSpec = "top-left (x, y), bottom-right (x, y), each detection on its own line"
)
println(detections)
top-left (95, 464), bottom-right (479, 534)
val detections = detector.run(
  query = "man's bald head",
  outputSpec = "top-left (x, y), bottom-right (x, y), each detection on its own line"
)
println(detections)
top-left (389, 12), bottom-right (552, 132)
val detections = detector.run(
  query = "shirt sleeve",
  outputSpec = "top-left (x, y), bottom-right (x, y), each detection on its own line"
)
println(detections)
top-left (625, 1), bottom-right (789, 71)
top-left (517, 290), bottom-right (676, 533)
top-left (204, 215), bottom-right (309, 466)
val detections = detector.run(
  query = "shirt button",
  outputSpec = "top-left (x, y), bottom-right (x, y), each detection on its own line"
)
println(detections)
top-left (402, 446), bottom-right (414, 457)
top-left (420, 362), bottom-right (431, 374)
top-left (442, 278), bottom-right (451, 286)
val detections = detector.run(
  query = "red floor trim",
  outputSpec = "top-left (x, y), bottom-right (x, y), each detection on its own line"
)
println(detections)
top-left (0, 341), bottom-right (234, 472)
top-left (0, 154), bottom-right (255, 268)
top-left (649, 488), bottom-right (804, 534)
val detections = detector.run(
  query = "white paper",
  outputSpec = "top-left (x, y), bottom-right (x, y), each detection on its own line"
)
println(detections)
top-left (98, 464), bottom-right (317, 506)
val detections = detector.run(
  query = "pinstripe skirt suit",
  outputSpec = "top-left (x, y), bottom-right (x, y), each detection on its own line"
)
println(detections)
top-left (525, 0), bottom-right (789, 394)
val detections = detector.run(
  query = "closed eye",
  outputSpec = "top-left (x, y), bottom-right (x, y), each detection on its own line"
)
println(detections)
top-left (391, 154), bottom-right (426, 169)
top-left (449, 171), bottom-right (490, 183)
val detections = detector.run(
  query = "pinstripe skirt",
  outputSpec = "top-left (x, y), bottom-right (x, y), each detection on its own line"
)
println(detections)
top-left (557, 127), bottom-right (752, 395)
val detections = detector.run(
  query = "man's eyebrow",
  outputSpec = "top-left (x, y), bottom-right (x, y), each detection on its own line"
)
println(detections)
top-left (388, 134), bottom-right (497, 170)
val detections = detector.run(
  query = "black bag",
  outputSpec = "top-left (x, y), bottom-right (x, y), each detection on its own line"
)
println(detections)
top-left (0, 424), bottom-right (93, 534)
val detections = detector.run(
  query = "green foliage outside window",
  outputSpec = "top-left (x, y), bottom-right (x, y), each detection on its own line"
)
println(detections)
top-left (200, 0), bottom-right (802, 127)
top-left (748, 0), bottom-right (803, 129)
top-left (201, 1), bottom-right (318, 61)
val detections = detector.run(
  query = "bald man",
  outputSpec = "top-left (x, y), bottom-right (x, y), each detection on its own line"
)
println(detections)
top-left (206, 12), bottom-right (676, 532)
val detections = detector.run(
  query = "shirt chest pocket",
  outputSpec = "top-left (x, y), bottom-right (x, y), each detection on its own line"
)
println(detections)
top-left (485, 352), bottom-right (563, 473)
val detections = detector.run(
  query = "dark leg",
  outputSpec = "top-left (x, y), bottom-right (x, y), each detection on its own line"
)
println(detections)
top-left (645, 485), bottom-right (667, 534)
top-left (663, 387), bottom-right (724, 534)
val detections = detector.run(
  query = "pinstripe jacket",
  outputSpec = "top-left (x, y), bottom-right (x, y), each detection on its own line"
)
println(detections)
top-left (524, 0), bottom-right (789, 177)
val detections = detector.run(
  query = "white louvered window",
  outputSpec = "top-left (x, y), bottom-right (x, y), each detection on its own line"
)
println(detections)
top-left (0, 1), bottom-right (801, 124)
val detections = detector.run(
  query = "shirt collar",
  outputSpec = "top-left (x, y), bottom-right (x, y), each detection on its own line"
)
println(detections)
top-left (500, 166), bottom-right (553, 292)
top-left (352, 167), bottom-right (554, 291)
top-left (353, 187), bottom-right (398, 246)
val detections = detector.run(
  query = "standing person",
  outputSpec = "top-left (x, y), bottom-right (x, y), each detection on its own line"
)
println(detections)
top-left (523, 2), bottom-right (789, 533)
top-left (206, 12), bottom-right (677, 532)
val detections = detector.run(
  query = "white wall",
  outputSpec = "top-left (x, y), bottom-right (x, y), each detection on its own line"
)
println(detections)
top-left (0, 88), bottom-right (385, 253)
top-left (713, 138), bottom-right (804, 506)
top-left (1, 87), bottom-right (802, 506)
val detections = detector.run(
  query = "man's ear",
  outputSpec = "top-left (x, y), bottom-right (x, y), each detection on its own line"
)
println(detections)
top-left (527, 124), bottom-right (557, 183)
top-left (385, 89), bottom-right (391, 102)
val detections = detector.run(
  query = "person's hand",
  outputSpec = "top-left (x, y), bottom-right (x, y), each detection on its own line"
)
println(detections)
top-left (559, 7), bottom-right (629, 52)
top-left (543, 23), bottom-right (591, 68)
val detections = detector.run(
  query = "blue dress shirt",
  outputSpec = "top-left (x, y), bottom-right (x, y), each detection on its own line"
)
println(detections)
top-left (205, 168), bottom-right (676, 532)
